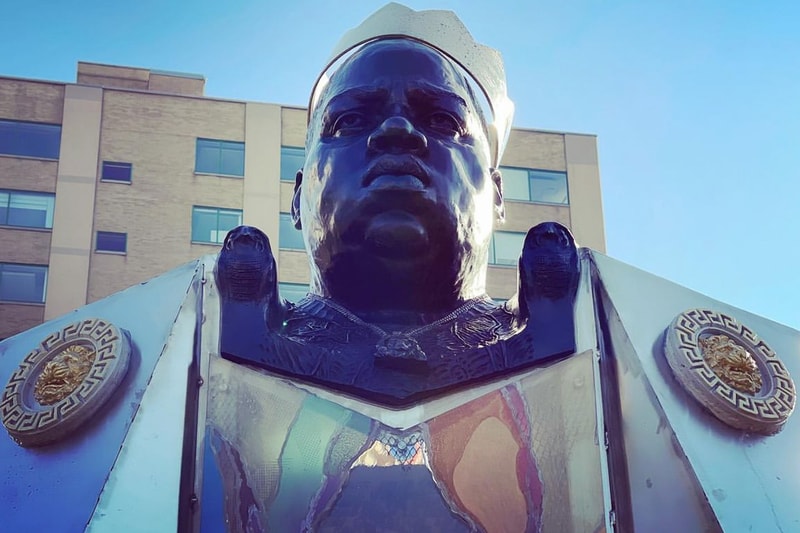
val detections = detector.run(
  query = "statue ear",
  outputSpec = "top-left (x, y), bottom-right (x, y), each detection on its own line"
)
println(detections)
top-left (291, 169), bottom-right (303, 229)
top-left (491, 168), bottom-right (505, 224)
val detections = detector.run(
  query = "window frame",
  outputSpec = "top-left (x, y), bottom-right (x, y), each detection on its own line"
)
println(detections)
top-left (278, 212), bottom-right (305, 251)
top-left (0, 119), bottom-right (61, 160)
top-left (191, 206), bottom-right (243, 245)
top-left (500, 166), bottom-right (570, 206)
top-left (280, 146), bottom-right (305, 182)
top-left (194, 138), bottom-right (245, 177)
top-left (488, 230), bottom-right (526, 267)
top-left (0, 189), bottom-right (55, 230)
top-left (0, 262), bottom-right (48, 304)
top-left (95, 231), bottom-right (128, 254)
top-left (101, 161), bottom-right (133, 184)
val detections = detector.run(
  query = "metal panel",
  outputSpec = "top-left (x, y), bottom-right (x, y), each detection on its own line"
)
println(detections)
top-left (596, 279), bottom-right (720, 532)
top-left (87, 263), bottom-right (203, 532)
top-left (0, 261), bottom-right (200, 532)
top-left (574, 250), bottom-right (615, 532)
top-left (592, 251), bottom-right (800, 531)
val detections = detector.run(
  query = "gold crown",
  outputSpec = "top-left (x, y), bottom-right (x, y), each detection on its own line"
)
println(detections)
top-left (308, 2), bottom-right (515, 166)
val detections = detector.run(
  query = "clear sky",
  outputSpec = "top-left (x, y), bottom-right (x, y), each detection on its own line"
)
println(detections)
top-left (2, 0), bottom-right (798, 329)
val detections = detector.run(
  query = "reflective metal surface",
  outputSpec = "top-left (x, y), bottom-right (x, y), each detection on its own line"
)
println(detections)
top-left (0, 260), bottom-right (200, 532)
top-left (6, 243), bottom-right (796, 532)
top-left (87, 261), bottom-right (204, 532)
top-left (198, 348), bottom-right (606, 532)
top-left (592, 251), bottom-right (800, 531)
top-left (574, 250), bottom-right (614, 532)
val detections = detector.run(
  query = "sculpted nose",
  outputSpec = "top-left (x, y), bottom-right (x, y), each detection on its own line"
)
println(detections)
top-left (367, 116), bottom-right (428, 154)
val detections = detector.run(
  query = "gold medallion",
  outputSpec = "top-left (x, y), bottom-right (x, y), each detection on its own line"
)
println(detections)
top-left (1, 318), bottom-right (131, 447)
top-left (664, 309), bottom-right (795, 435)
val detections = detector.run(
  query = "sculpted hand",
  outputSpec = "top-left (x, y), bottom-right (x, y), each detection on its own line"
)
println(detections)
top-left (215, 225), bottom-right (285, 332)
top-left (513, 222), bottom-right (580, 359)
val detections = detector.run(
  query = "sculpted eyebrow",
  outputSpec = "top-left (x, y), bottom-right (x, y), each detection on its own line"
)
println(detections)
top-left (406, 85), bottom-right (467, 109)
top-left (326, 87), bottom-right (389, 109)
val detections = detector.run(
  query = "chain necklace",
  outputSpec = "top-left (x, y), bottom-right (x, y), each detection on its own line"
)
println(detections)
top-left (307, 294), bottom-right (490, 362)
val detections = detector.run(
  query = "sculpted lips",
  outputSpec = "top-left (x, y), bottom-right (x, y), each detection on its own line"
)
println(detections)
top-left (363, 157), bottom-right (430, 190)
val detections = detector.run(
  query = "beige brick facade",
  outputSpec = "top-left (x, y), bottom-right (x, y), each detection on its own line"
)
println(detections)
top-left (0, 228), bottom-right (51, 264)
top-left (78, 62), bottom-right (205, 96)
top-left (0, 79), bottom-right (64, 124)
top-left (0, 62), bottom-right (604, 338)
top-left (503, 129), bottom-right (567, 171)
top-left (88, 90), bottom-right (247, 301)
top-left (0, 303), bottom-right (44, 339)
top-left (0, 158), bottom-right (58, 193)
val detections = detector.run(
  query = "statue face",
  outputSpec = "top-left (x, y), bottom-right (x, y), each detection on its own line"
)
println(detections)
top-left (296, 39), bottom-right (502, 306)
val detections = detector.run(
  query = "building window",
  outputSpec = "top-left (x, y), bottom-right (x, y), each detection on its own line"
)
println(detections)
top-left (96, 231), bottom-right (127, 253)
top-left (279, 213), bottom-right (304, 250)
top-left (280, 146), bottom-right (305, 182)
top-left (0, 263), bottom-right (47, 303)
top-left (195, 139), bottom-right (245, 176)
top-left (0, 119), bottom-right (61, 160)
top-left (489, 231), bottom-right (526, 266)
top-left (101, 161), bottom-right (132, 183)
top-left (500, 167), bottom-right (569, 205)
top-left (192, 206), bottom-right (242, 245)
top-left (279, 282), bottom-right (309, 303)
top-left (0, 190), bottom-right (55, 229)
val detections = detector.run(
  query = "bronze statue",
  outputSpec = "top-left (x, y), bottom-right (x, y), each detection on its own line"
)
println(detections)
top-left (295, 38), bottom-right (503, 317)
top-left (216, 7), bottom-right (580, 405)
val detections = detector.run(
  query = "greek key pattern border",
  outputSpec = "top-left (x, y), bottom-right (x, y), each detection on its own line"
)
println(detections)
top-left (1, 318), bottom-right (131, 447)
top-left (665, 308), bottom-right (795, 434)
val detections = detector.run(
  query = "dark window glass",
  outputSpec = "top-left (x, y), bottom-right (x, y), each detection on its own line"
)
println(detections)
top-left (0, 263), bottom-right (47, 303)
top-left (0, 190), bottom-right (55, 229)
top-left (279, 213), bottom-right (304, 250)
top-left (280, 146), bottom-right (305, 182)
top-left (0, 120), bottom-right (61, 159)
top-left (195, 139), bottom-right (245, 176)
top-left (102, 161), bottom-right (133, 182)
top-left (279, 282), bottom-right (309, 303)
top-left (192, 206), bottom-right (242, 244)
top-left (489, 231), bottom-right (525, 266)
top-left (500, 166), bottom-right (569, 205)
top-left (96, 231), bottom-right (127, 253)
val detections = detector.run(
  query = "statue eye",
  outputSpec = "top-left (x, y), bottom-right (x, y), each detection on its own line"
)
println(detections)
top-left (332, 112), bottom-right (367, 135)
top-left (428, 112), bottom-right (463, 135)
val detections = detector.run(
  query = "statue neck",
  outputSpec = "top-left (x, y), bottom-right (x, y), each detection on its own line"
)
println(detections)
top-left (307, 242), bottom-right (490, 321)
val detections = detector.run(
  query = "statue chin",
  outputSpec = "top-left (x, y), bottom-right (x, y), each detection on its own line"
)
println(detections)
top-left (363, 210), bottom-right (430, 259)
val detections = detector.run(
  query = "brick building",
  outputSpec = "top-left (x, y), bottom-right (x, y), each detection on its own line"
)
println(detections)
top-left (0, 62), bottom-right (605, 338)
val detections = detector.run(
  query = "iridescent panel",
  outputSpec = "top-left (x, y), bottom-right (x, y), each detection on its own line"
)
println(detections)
top-left (201, 350), bottom-right (604, 532)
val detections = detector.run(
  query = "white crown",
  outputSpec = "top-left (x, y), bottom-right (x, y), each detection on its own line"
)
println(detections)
top-left (308, 2), bottom-right (515, 166)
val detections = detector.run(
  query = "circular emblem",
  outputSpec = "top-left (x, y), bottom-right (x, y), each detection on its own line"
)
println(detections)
top-left (664, 309), bottom-right (795, 435)
top-left (1, 318), bottom-right (131, 447)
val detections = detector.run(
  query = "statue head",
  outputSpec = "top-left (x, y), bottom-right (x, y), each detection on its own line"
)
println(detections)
top-left (292, 4), bottom-right (514, 317)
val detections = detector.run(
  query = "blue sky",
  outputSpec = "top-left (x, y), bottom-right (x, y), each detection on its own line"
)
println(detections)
top-left (2, 0), bottom-right (798, 329)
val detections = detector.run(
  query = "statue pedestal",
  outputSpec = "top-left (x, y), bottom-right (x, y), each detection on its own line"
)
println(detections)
top-left (2, 252), bottom-right (799, 532)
